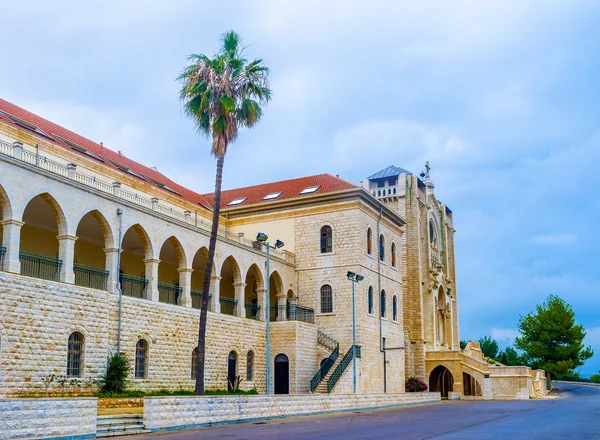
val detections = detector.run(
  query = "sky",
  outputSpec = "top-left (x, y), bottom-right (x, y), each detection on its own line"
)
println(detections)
top-left (2, 1), bottom-right (599, 373)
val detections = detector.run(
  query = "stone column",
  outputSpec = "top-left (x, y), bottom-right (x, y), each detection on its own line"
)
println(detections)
top-left (57, 234), bottom-right (77, 283)
top-left (234, 282), bottom-right (247, 318)
top-left (256, 288), bottom-right (267, 321)
top-left (12, 141), bottom-right (23, 160)
top-left (277, 294), bottom-right (287, 321)
top-left (104, 247), bottom-right (120, 294)
top-left (178, 268), bottom-right (193, 308)
top-left (66, 163), bottom-right (77, 179)
top-left (1, 219), bottom-right (23, 273)
top-left (112, 182), bottom-right (122, 198)
top-left (151, 198), bottom-right (159, 210)
top-left (143, 258), bottom-right (160, 301)
top-left (210, 275), bottom-right (221, 313)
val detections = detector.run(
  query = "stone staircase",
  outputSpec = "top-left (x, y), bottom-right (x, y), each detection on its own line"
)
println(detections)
top-left (314, 356), bottom-right (343, 394)
top-left (96, 415), bottom-right (150, 437)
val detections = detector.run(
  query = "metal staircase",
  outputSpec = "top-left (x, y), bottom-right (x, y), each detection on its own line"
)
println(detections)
top-left (327, 345), bottom-right (361, 393)
top-left (311, 331), bottom-right (362, 393)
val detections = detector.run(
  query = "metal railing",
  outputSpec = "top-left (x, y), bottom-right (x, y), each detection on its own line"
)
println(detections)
top-left (287, 303), bottom-right (315, 324)
top-left (310, 343), bottom-right (339, 392)
top-left (158, 282), bottom-right (182, 305)
top-left (0, 246), bottom-right (5, 270)
top-left (120, 274), bottom-right (148, 299)
top-left (245, 303), bottom-right (261, 320)
top-left (74, 263), bottom-right (108, 290)
top-left (191, 290), bottom-right (212, 310)
top-left (219, 297), bottom-right (238, 315)
top-left (19, 251), bottom-right (62, 281)
top-left (317, 330), bottom-right (339, 352)
top-left (327, 345), bottom-right (361, 393)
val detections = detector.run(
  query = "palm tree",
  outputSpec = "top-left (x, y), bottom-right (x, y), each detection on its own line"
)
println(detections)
top-left (178, 31), bottom-right (271, 395)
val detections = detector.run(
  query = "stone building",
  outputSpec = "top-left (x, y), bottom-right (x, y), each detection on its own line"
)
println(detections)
top-left (0, 98), bottom-right (545, 399)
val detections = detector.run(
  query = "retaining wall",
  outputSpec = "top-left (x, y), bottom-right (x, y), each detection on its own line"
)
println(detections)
top-left (0, 398), bottom-right (97, 440)
top-left (144, 392), bottom-right (440, 431)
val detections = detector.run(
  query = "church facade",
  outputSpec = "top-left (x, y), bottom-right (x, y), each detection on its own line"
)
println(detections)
top-left (0, 98), bottom-right (545, 399)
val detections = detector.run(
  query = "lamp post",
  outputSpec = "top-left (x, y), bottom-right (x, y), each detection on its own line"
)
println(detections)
top-left (347, 270), bottom-right (364, 394)
top-left (256, 232), bottom-right (284, 395)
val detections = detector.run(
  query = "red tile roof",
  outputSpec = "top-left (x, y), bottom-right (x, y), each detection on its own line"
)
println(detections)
top-left (204, 173), bottom-right (358, 209)
top-left (0, 98), bottom-right (359, 212)
top-left (0, 98), bottom-right (213, 209)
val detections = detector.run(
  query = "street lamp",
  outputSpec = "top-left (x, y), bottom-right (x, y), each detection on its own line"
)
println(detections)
top-left (347, 270), bottom-right (364, 394)
top-left (256, 232), bottom-right (284, 395)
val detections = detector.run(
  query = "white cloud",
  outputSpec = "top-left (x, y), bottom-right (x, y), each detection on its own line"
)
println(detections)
top-left (491, 328), bottom-right (519, 343)
top-left (532, 234), bottom-right (578, 245)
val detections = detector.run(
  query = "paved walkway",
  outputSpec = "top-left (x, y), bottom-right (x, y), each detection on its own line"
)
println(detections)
top-left (130, 383), bottom-right (600, 439)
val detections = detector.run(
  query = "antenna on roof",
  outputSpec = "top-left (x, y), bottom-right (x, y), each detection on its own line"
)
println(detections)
top-left (151, 166), bottom-right (158, 171)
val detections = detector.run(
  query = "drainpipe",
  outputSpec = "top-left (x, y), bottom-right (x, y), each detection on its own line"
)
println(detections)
top-left (116, 208), bottom-right (124, 354)
top-left (377, 205), bottom-right (385, 392)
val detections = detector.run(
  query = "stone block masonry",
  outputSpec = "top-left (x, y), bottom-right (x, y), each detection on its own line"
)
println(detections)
top-left (143, 392), bottom-right (441, 431)
top-left (0, 398), bottom-right (97, 440)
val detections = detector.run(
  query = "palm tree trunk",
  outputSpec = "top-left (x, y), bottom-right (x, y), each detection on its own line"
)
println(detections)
top-left (195, 153), bottom-right (225, 395)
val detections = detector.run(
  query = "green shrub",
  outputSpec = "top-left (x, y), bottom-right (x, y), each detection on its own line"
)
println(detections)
top-left (100, 353), bottom-right (131, 393)
top-left (590, 372), bottom-right (600, 384)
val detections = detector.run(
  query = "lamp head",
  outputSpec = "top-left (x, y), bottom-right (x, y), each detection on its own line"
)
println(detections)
top-left (256, 232), bottom-right (268, 242)
top-left (356, 274), bottom-right (364, 282)
top-left (275, 239), bottom-right (284, 249)
top-left (347, 271), bottom-right (356, 280)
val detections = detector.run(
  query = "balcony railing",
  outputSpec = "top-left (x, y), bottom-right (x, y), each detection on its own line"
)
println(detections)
top-left (372, 185), bottom-right (399, 199)
top-left (191, 289), bottom-right (213, 310)
top-left (158, 282), bottom-right (182, 305)
top-left (220, 297), bottom-right (238, 315)
top-left (19, 251), bottom-right (62, 281)
top-left (288, 303), bottom-right (315, 324)
top-left (74, 263), bottom-right (108, 290)
top-left (120, 274), bottom-right (148, 299)
top-left (0, 246), bottom-right (5, 270)
top-left (245, 303), bottom-right (261, 320)
top-left (0, 140), bottom-right (293, 262)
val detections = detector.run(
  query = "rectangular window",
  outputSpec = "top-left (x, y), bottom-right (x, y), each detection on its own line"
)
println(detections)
top-left (227, 197), bottom-right (247, 206)
top-left (300, 185), bottom-right (320, 195)
top-left (263, 191), bottom-right (283, 200)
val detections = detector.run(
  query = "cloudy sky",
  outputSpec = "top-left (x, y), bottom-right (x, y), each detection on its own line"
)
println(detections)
top-left (2, 1), bottom-right (599, 373)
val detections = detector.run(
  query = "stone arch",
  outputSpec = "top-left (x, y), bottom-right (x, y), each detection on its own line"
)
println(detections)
top-left (74, 210), bottom-right (115, 289)
top-left (463, 372), bottom-right (483, 396)
top-left (121, 223), bottom-right (153, 260)
top-left (75, 209), bottom-right (115, 249)
top-left (20, 192), bottom-right (68, 236)
top-left (120, 224), bottom-right (153, 298)
top-left (245, 263), bottom-right (265, 319)
top-left (157, 236), bottom-right (187, 304)
top-left (0, 183), bottom-right (13, 219)
top-left (219, 255), bottom-right (242, 315)
top-left (429, 365), bottom-right (454, 398)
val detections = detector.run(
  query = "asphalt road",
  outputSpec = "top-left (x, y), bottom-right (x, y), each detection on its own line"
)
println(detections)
top-left (131, 383), bottom-right (600, 439)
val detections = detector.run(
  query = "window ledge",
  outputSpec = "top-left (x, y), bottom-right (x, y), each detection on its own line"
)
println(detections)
top-left (317, 252), bottom-right (336, 257)
top-left (317, 312), bottom-right (336, 317)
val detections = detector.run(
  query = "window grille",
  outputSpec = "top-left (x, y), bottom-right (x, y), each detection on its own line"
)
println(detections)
top-left (393, 296), bottom-right (398, 321)
top-left (379, 235), bottom-right (385, 261)
top-left (391, 243), bottom-right (396, 267)
top-left (67, 332), bottom-right (84, 377)
top-left (320, 226), bottom-right (333, 253)
top-left (321, 284), bottom-right (333, 313)
top-left (135, 339), bottom-right (148, 379)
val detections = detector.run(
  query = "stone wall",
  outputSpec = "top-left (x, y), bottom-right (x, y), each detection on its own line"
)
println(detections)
top-left (0, 397), bottom-right (97, 439)
top-left (143, 392), bottom-right (441, 431)
top-left (489, 366), bottom-right (534, 400)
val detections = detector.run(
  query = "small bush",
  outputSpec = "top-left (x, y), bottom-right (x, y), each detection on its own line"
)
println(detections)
top-left (590, 372), bottom-right (600, 384)
top-left (100, 353), bottom-right (131, 393)
top-left (405, 376), bottom-right (428, 392)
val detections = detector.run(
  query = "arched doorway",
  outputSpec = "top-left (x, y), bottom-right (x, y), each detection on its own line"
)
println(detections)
top-left (227, 351), bottom-right (237, 391)
top-left (274, 353), bottom-right (289, 394)
top-left (120, 224), bottom-right (152, 298)
top-left (74, 210), bottom-right (113, 290)
top-left (463, 372), bottom-right (482, 396)
top-left (429, 365), bottom-right (454, 398)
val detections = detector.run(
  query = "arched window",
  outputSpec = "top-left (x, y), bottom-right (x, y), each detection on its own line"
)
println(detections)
top-left (379, 235), bottom-right (385, 262)
top-left (191, 347), bottom-right (199, 379)
top-left (368, 286), bottom-right (374, 315)
top-left (67, 332), bottom-right (84, 377)
top-left (135, 339), bottom-right (148, 379)
top-left (247, 351), bottom-right (254, 381)
top-left (367, 228), bottom-right (372, 255)
top-left (393, 296), bottom-right (398, 321)
top-left (429, 220), bottom-right (437, 246)
top-left (320, 226), bottom-right (333, 253)
top-left (320, 284), bottom-right (333, 313)
top-left (380, 290), bottom-right (386, 318)
top-left (391, 243), bottom-right (397, 268)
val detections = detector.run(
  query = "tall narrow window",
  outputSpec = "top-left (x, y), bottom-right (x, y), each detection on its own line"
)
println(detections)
top-left (247, 351), bottom-right (254, 381)
top-left (379, 235), bottom-right (385, 262)
top-left (367, 228), bottom-right (372, 255)
top-left (320, 226), bottom-right (333, 253)
top-left (67, 332), bottom-right (84, 377)
top-left (321, 284), bottom-right (333, 313)
top-left (380, 290), bottom-right (386, 318)
top-left (429, 220), bottom-right (437, 246)
top-left (368, 286), bottom-right (374, 315)
top-left (191, 347), bottom-right (199, 379)
top-left (391, 243), bottom-right (397, 268)
top-left (135, 339), bottom-right (148, 379)
top-left (393, 296), bottom-right (398, 321)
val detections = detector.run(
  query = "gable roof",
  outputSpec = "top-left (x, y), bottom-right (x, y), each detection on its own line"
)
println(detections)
top-left (366, 165), bottom-right (413, 181)
top-left (205, 173), bottom-right (359, 209)
top-left (0, 98), bottom-right (213, 209)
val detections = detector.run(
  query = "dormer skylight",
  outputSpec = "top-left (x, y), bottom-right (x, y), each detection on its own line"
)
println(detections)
top-left (299, 185), bottom-right (320, 195)
top-left (55, 135), bottom-right (102, 161)
top-left (0, 110), bottom-right (53, 139)
top-left (227, 197), bottom-right (247, 206)
top-left (263, 191), bottom-right (283, 201)
top-left (102, 156), bottom-right (141, 178)
top-left (142, 174), bottom-right (182, 196)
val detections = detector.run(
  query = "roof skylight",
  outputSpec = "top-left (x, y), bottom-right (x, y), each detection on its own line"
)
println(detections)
top-left (0, 110), bottom-right (53, 139)
top-left (102, 156), bottom-right (141, 178)
top-left (299, 185), bottom-right (320, 195)
top-left (228, 197), bottom-right (248, 206)
top-left (142, 174), bottom-right (182, 196)
top-left (55, 135), bottom-right (101, 160)
top-left (263, 191), bottom-right (283, 201)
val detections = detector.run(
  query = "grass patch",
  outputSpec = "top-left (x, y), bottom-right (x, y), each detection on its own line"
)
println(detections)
top-left (96, 388), bottom-right (259, 398)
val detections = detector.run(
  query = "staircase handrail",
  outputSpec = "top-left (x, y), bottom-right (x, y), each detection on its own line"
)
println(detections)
top-left (317, 330), bottom-right (338, 351)
top-left (327, 345), bottom-right (361, 393)
top-left (310, 343), bottom-right (339, 392)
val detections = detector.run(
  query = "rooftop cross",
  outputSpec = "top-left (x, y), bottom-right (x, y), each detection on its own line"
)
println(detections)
top-left (425, 161), bottom-right (431, 178)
